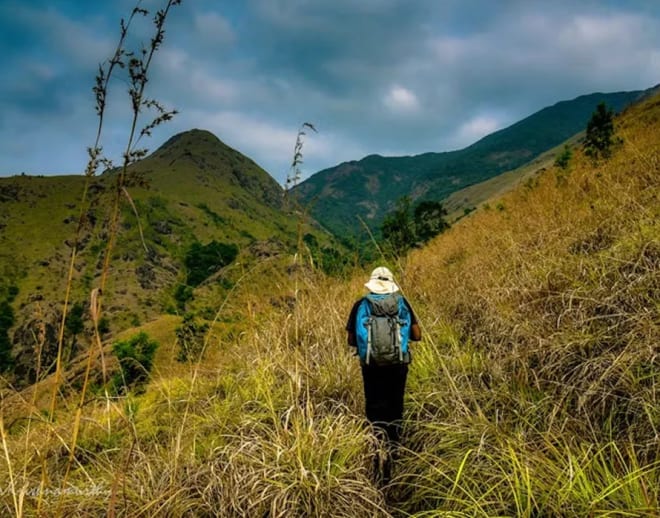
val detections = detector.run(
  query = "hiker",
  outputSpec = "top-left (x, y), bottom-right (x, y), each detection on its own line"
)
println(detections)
top-left (346, 266), bottom-right (421, 445)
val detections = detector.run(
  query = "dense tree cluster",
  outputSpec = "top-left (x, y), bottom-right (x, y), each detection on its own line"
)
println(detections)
top-left (184, 240), bottom-right (238, 287)
top-left (381, 196), bottom-right (449, 256)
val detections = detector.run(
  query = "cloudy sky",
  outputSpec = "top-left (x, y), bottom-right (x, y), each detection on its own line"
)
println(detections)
top-left (1, 0), bottom-right (659, 184)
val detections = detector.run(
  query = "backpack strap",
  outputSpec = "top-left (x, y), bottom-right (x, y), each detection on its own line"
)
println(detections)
top-left (366, 313), bottom-right (372, 365)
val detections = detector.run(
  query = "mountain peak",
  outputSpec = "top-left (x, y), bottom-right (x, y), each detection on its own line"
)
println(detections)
top-left (134, 128), bottom-right (284, 209)
top-left (148, 128), bottom-right (250, 171)
top-left (155, 128), bottom-right (226, 155)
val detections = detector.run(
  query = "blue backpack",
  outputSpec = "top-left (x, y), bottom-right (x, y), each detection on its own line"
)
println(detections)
top-left (355, 293), bottom-right (411, 365)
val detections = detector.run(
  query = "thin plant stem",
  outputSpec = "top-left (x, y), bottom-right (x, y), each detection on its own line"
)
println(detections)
top-left (56, 1), bottom-right (181, 508)
top-left (47, 4), bottom-right (144, 423)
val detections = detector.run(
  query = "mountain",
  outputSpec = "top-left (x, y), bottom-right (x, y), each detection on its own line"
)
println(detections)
top-left (125, 128), bottom-right (284, 210)
top-left (2, 88), bottom-right (658, 517)
top-left (0, 129), bottom-right (333, 386)
top-left (294, 89), bottom-right (650, 238)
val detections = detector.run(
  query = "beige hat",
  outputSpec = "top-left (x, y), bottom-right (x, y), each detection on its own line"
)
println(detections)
top-left (364, 266), bottom-right (399, 294)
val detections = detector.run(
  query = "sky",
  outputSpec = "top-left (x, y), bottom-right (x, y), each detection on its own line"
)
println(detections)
top-left (1, 0), bottom-right (659, 185)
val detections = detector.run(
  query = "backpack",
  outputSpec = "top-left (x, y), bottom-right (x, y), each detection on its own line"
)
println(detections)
top-left (355, 293), bottom-right (411, 365)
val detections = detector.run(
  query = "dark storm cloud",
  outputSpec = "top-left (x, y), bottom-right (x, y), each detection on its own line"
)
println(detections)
top-left (1, 1), bottom-right (658, 181)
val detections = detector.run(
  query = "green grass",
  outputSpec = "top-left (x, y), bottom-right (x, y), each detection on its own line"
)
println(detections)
top-left (0, 130), bottom-right (337, 388)
top-left (0, 91), bottom-right (658, 517)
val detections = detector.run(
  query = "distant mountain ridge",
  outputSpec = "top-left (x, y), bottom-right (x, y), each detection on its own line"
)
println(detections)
top-left (293, 88), bottom-right (653, 238)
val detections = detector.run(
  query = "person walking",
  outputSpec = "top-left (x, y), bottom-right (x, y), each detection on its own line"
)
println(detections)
top-left (346, 266), bottom-right (421, 481)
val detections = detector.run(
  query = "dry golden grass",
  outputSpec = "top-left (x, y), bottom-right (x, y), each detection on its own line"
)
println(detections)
top-left (393, 92), bottom-right (659, 514)
top-left (1, 93), bottom-right (659, 516)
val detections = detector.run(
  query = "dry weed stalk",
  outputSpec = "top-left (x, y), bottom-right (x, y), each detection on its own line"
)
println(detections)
top-left (41, 0), bottom-right (183, 511)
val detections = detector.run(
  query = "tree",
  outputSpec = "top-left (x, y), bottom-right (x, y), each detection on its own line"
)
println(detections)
top-left (414, 200), bottom-right (449, 243)
top-left (381, 196), bottom-right (450, 256)
top-left (381, 196), bottom-right (416, 255)
top-left (584, 102), bottom-right (615, 159)
top-left (184, 240), bottom-right (238, 287)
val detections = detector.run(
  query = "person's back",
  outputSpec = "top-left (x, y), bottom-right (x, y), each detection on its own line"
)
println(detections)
top-left (346, 266), bottom-right (421, 456)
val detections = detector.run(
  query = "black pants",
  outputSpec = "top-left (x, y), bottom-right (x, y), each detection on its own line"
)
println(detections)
top-left (361, 363), bottom-right (409, 444)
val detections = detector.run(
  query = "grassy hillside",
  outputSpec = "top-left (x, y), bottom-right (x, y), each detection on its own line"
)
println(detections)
top-left (394, 91), bottom-right (659, 514)
top-left (0, 129), bottom-right (335, 387)
top-left (295, 89), bottom-right (647, 238)
top-left (0, 90), bottom-right (658, 516)
top-left (441, 132), bottom-right (585, 220)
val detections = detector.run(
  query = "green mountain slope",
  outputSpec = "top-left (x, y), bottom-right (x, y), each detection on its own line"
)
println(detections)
top-left (2, 89), bottom-right (658, 517)
top-left (294, 89), bottom-right (649, 238)
top-left (0, 129), bottom-right (331, 385)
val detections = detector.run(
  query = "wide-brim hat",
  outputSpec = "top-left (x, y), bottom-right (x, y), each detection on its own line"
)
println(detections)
top-left (365, 266), bottom-right (399, 294)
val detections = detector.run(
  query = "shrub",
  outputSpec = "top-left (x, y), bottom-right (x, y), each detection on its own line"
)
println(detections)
top-left (6, 285), bottom-right (18, 302)
top-left (302, 233), bottom-right (352, 276)
top-left (97, 316), bottom-right (111, 336)
top-left (65, 302), bottom-right (85, 337)
top-left (318, 246), bottom-right (352, 276)
top-left (0, 300), bottom-right (14, 372)
top-left (184, 240), bottom-right (238, 287)
top-left (110, 332), bottom-right (159, 393)
top-left (554, 144), bottom-right (572, 170)
top-left (174, 283), bottom-right (193, 310)
top-left (175, 313), bottom-right (209, 362)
